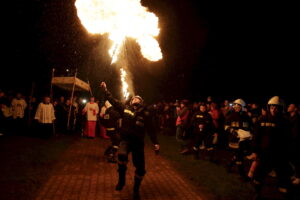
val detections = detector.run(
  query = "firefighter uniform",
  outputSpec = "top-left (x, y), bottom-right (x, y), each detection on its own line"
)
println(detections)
top-left (252, 96), bottom-right (292, 197)
top-left (191, 110), bottom-right (216, 159)
top-left (101, 101), bottom-right (121, 163)
top-left (104, 90), bottom-right (158, 200)
top-left (225, 99), bottom-right (253, 179)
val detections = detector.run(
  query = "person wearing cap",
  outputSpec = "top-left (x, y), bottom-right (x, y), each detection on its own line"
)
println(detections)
top-left (100, 82), bottom-right (159, 200)
top-left (224, 98), bottom-right (253, 180)
top-left (100, 100), bottom-right (121, 163)
top-left (250, 96), bottom-right (293, 199)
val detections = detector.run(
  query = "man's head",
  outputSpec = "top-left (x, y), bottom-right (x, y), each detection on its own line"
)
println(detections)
top-left (90, 96), bottom-right (95, 103)
top-left (130, 95), bottom-right (143, 107)
top-left (233, 99), bottom-right (246, 112)
top-left (180, 100), bottom-right (188, 108)
top-left (65, 99), bottom-right (71, 105)
top-left (287, 103), bottom-right (297, 113)
top-left (267, 96), bottom-right (284, 116)
top-left (44, 96), bottom-right (51, 104)
top-left (199, 103), bottom-right (207, 113)
top-left (59, 96), bottom-right (65, 103)
top-left (16, 93), bottom-right (22, 99)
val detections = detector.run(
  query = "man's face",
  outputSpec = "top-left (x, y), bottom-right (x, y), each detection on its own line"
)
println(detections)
top-left (270, 105), bottom-right (279, 116)
top-left (60, 96), bottom-right (64, 102)
top-left (180, 103), bottom-right (185, 108)
top-left (44, 97), bottom-right (51, 104)
top-left (287, 104), bottom-right (296, 113)
top-left (16, 93), bottom-right (22, 99)
top-left (131, 97), bottom-right (141, 105)
top-left (233, 104), bottom-right (242, 112)
top-left (200, 105), bottom-right (206, 113)
top-left (90, 97), bottom-right (95, 103)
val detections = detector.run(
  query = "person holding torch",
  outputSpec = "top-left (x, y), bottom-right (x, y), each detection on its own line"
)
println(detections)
top-left (100, 82), bottom-right (159, 200)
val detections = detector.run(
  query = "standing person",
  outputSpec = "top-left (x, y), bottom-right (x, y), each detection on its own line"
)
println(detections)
top-left (250, 96), bottom-right (293, 199)
top-left (175, 100), bottom-right (191, 154)
top-left (100, 100), bottom-right (121, 163)
top-left (286, 103), bottom-right (300, 185)
top-left (34, 96), bottom-right (56, 139)
top-left (100, 82), bottom-right (159, 200)
top-left (225, 98), bottom-right (253, 180)
top-left (190, 103), bottom-right (216, 160)
top-left (55, 96), bottom-right (66, 134)
top-left (11, 92), bottom-right (27, 135)
top-left (82, 97), bottom-right (99, 138)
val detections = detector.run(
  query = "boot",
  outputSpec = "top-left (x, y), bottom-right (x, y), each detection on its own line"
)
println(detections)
top-left (108, 149), bottom-right (118, 163)
top-left (115, 166), bottom-right (126, 191)
top-left (133, 176), bottom-right (143, 200)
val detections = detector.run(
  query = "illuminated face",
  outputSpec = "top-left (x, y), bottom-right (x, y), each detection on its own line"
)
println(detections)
top-left (233, 104), bottom-right (242, 112)
top-left (131, 97), bottom-right (141, 105)
top-left (270, 105), bottom-right (279, 116)
top-left (200, 105), bottom-right (206, 113)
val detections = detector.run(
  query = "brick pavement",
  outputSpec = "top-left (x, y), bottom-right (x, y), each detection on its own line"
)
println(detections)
top-left (35, 137), bottom-right (207, 200)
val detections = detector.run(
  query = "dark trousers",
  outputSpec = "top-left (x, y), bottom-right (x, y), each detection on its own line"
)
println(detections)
top-left (118, 140), bottom-right (146, 177)
top-left (254, 152), bottom-right (291, 189)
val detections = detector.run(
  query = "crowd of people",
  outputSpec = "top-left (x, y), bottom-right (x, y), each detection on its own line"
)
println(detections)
top-left (0, 90), bottom-right (110, 139)
top-left (149, 95), bottom-right (299, 200)
top-left (1, 88), bottom-right (299, 199)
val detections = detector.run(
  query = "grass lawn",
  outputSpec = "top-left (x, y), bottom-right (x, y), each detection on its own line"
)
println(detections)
top-left (0, 134), bottom-right (76, 200)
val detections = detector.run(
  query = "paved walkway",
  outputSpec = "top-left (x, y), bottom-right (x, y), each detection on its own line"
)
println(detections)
top-left (35, 137), bottom-right (207, 200)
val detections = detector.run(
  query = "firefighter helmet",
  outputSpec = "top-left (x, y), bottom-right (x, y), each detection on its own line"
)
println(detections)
top-left (131, 95), bottom-right (144, 105)
top-left (267, 96), bottom-right (283, 106)
top-left (233, 99), bottom-right (246, 107)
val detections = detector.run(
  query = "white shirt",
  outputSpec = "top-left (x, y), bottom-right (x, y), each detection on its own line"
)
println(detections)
top-left (35, 103), bottom-right (56, 124)
top-left (11, 98), bottom-right (27, 119)
top-left (83, 102), bottom-right (99, 121)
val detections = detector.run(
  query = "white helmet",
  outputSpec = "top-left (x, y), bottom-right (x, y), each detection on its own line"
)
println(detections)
top-left (233, 99), bottom-right (246, 108)
top-left (267, 96), bottom-right (283, 106)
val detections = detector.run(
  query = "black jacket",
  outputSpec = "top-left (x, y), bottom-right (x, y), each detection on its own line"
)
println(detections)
top-left (105, 90), bottom-right (158, 144)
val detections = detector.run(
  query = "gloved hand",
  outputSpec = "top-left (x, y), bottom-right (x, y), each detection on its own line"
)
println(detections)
top-left (154, 144), bottom-right (160, 155)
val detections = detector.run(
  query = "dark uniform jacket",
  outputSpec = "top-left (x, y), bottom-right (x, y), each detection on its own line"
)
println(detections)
top-left (101, 106), bottom-right (121, 131)
top-left (252, 113), bottom-right (291, 156)
top-left (190, 111), bottom-right (215, 135)
top-left (105, 90), bottom-right (158, 144)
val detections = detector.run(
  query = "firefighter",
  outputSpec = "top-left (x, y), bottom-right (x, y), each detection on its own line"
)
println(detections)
top-left (225, 98), bottom-right (253, 180)
top-left (100, 82), bottom-right (160, 200)
top-left (190, 103), bottom-right (216, 160)
top-left (101, 100), bottom-right (121, 163)
top-left (250, 96), bottom-right (292, 199)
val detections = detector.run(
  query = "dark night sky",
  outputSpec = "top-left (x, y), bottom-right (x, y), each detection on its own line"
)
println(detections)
top-left (1, 0), bottom-right (299, 104)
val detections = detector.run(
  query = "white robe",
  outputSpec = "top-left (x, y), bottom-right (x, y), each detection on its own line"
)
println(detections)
top-left (35, 103), bottom-right (56, 124)
top-left (83, 102), bottom-right (99, 121)
top-left (11, 98), bottom-right (27, 119)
